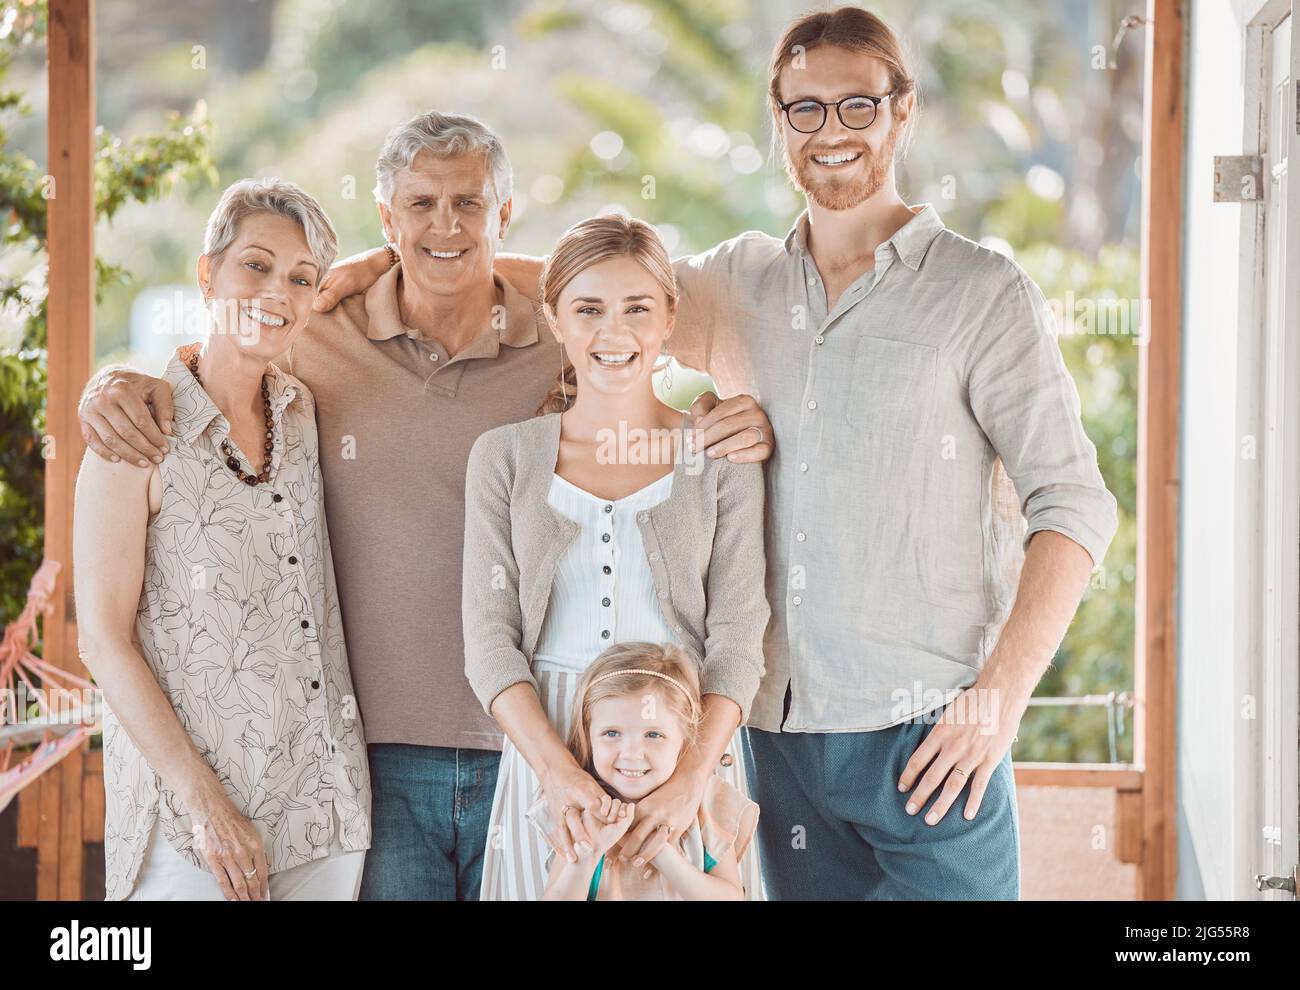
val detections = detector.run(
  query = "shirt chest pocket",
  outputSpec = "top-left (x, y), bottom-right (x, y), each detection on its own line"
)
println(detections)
top-left (844, 335), bottom-right (938, 440)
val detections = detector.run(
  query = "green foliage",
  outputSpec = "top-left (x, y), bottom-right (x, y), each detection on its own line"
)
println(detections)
top-left (0, 348), bottom-right (42, 620)
top-left (1016, 244), bottom-right (1140, 762)
top-left (0, 0), bottom-right (215, 622)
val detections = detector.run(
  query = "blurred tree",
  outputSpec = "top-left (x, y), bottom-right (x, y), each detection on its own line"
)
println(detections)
top-left (0, 0), bottom-right (216, 620)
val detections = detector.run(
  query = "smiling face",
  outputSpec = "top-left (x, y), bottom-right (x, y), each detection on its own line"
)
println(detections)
top-left (548, 255), bottom-right (674, 401)
top-left (774, 45), bottom-right (910, 211)
top-left (588, 689), bottom-right (687, 801)
top-left (198, 211), bottom-right (319, 362)
top-left (378, 148), bottom-right (509, 299)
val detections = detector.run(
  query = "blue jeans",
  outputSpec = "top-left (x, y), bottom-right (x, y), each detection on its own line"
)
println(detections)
top-left (358, 744), bottom-right (501, 901)
top-left (743, 711), bottom-right (1020, 900)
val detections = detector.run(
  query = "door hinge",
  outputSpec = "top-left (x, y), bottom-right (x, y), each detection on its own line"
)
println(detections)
top-left (1213, 156), bottom-right (1264, 202)
top-left (1254, 866), bottom-right (1297, 897)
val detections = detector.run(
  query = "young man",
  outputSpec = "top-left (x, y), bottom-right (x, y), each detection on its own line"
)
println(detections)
top-left (312, 7), bottom-right (1117, 900)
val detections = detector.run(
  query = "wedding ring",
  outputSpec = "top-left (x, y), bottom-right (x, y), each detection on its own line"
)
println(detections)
top-left (749, 426), bottom-right (765, 445)
top-left (952, 767), bottom-right (968, 777)
top-left (242, 866), bottom-right (258, 880)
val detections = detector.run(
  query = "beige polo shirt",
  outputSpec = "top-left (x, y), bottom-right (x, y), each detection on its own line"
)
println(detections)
top-left (279, 264), bottom-right (561, 750)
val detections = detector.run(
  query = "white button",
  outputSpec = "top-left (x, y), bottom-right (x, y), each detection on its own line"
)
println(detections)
top-left (638, 512), bottom-right (648, 522)
top-left (807, 277), bottom-right (816, 287)
top-left (430, 352), bottom-right (439, 362)
top-left (807, 400), bottom-right (817, 410)
top-left (796, 531), bottom-right (807, 542)
top-left (649, 552), bottom-right (660, 562)
top-left (799, 462), bottom-right (809, 472)
top-left (815, 335), bottom-right (825, 344)
top-left (792, 595), bottom-right (803, 606)
top-left (657, 591), bottom-right (667, 600)
top-left (674, 625), bottom-right (683, 632)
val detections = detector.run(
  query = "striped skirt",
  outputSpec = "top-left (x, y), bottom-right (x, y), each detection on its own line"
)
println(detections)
top-left (479, 664), bottom-right (765, 900)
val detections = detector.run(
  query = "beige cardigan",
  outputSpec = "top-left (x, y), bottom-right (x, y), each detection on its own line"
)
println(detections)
top-left (462, 411), bottom-right (769, 721)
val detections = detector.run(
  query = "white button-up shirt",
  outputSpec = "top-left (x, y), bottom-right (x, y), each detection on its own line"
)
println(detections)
top-left (672, 204), bottom-right (1118, 733)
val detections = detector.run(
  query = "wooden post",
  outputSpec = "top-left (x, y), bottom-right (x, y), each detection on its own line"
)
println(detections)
top-left (1135, 0), bottom-right (1185, 900)
top-left (40, 0), bottom-right (96, 900)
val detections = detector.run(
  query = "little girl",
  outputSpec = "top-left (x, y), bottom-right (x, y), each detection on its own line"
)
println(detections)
top-left (527, 641), bottom-right (760, 901)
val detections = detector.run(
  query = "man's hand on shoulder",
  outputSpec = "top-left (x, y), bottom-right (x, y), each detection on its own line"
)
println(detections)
top-left (689, 391), bottom-right (774, 464)
top-left (78, 366), bottom-right (174, 467)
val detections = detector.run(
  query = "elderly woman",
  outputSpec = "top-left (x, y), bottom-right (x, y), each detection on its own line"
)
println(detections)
top-left (73, 178), bottom-right (371, 900)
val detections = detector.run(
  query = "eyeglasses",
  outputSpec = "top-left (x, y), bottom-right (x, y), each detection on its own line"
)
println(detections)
top-left (777, 92), bottom-right (894, 134)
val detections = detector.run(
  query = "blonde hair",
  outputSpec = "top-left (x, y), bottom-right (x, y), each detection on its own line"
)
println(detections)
top-left (535, 214), bottom-right (678, 416)
top-left (767, 6), bottom-right (920, 160)
top-left (566, 642), bottom-right (704, 779)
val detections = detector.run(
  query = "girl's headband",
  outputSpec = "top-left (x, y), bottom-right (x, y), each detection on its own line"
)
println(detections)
top-left (586, 668), bottom-right (698, 718)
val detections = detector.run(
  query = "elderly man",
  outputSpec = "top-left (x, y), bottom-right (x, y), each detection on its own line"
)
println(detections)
top-left (77, 111), bottom-right (772, 901)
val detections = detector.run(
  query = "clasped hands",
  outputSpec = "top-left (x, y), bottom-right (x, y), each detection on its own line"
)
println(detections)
top-left (542, 763), bottom-right (704, 880)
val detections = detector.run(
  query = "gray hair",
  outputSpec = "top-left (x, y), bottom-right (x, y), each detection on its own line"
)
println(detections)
top-left (203, 177), bottom-right (338, 287)
top-left (372, 111), bottom-right (513, 207)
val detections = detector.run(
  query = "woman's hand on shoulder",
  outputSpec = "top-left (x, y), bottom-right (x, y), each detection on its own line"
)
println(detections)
top-left (540, 762), bottom-right (615, 864)
top-left (312, 245), bottom-right (393, 312)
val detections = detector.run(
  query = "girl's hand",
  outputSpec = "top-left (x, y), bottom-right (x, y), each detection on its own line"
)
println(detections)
top-left (613, 771), bottom-right (707, 878)
top-left (540, 762), bottom-right (614, 864)
top-left (185, 787), bottom-right (270, 901)
top-left (581, 800), bottom-right (636, 856)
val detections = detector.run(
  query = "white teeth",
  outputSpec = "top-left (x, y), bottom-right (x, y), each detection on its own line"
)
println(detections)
top-left (814, 152), bottom-right (862, 165)
top-left (424, 248), bottom-right (464, 259)
top-left (593, 352), bottom-right (636, 366)
top-left (617, 769), bottom-right (647, 777)
top-left (243, 306), bottom-right (286, 327)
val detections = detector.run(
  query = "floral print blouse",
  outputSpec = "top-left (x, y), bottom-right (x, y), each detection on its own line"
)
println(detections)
top-left (100, 343), bottom-right (371, 899)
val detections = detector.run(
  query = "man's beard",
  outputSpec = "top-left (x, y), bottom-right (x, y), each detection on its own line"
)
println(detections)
top-left (782, 122), bottom-right (900, 211)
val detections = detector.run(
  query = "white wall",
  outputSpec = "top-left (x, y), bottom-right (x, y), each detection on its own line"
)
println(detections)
top-left (1177, 0), bottom-right (1276, 900)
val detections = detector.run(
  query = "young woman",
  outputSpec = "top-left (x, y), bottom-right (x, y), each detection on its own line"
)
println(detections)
top-left (74, 178), bottom-right (371, 900)
top-left (462, 214), bottom-right (769, 900)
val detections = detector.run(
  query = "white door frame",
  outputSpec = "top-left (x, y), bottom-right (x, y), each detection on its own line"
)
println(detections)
top-left (1236, 0), bottom-right (1300, 901)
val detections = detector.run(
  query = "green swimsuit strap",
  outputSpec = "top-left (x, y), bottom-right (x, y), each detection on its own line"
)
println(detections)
top-left (587, 847), bottom-right (716, 900)
top-left (587, 853), bottom-right (606, 901)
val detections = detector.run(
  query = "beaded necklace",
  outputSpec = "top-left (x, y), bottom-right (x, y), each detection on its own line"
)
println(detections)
top-left (186, 352), bottom-right (274, 486)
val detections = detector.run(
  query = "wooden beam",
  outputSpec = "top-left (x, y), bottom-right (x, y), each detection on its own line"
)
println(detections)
top-left (1116, 789), bottom-right (1145, 865)
top-left (42, 0), bottom-right (96, 901)
top-left (1135, 0), bottom-right (1185, 901)
top-left (1014, 763), bottom-right (1144, 791)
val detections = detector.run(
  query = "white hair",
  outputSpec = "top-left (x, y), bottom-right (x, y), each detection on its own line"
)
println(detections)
top-left (372, 111), bottom-right (513, 207)
top-left (203, 177), bottom-right (338, 287)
